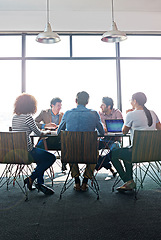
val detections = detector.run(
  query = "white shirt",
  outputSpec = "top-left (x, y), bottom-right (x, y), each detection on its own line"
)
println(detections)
top-left (125, 109), bottom-right (160, 144)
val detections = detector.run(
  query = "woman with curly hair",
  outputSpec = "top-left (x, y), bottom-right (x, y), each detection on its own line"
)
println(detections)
top-left (12, 93), bottom-right (56, 195)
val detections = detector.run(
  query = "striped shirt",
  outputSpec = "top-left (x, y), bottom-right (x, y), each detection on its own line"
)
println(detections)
top-left (12, 114), bottom-right (42, 151)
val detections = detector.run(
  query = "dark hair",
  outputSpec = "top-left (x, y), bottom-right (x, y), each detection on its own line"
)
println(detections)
top-left (76, 91), bottom-right (89, 106)
top-left (14, 93), bottom-right (37, 115)
top-left (132, 92), bottom-right (153, 127)
top-left (102, 97), bottom-right (114, 109)
top-left (50, 97), bottom-right (62, 107)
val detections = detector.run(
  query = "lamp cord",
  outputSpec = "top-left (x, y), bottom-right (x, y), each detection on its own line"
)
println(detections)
top-left (112, 0), bottom-right (114, 23)
top-left (47, 0), bottom-right (49, 23)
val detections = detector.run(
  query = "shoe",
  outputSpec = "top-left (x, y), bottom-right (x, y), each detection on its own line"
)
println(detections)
top-left (74, 183), bottom-right (81, 191)
top-left (116, 180), bottom-right (136, 192)
top-left (112, 172), bottom-right (117, 177)
top-left (110, 168), bottom-right (117, 177)
top-left (81, 183), bottom-right (88, 192)
top-left (24, 177), bottom-right (35, 191)
top-left (35, 183), bottom-right (55, 195)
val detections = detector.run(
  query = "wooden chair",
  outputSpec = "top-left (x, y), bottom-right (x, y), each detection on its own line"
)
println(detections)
top-left (60, 131), bottom-right (99, 199)
top-left (112, 130), bottom-right (161, 198)
top-left (0, 131), bottom-right (32, 200)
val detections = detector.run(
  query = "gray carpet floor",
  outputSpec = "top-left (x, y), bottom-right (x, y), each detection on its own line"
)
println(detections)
top-left (0, 164), bottom-right (161, 240)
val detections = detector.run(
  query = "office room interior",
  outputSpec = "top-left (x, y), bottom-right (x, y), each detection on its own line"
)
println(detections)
top-left (0, 0), bottom-right (161, 130)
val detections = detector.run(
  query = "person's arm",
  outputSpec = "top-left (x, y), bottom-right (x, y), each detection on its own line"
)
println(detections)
top-left (35, 111), bottom-right (45, 129)
top-left (122, 125), bottom-right (130, 134)
top-left (57, 113), bottom-right (67, 135)
top-left (26, 115), bottom-right (43, 136)
top-left (95, 112), bottom-right (105, 135)
top-left (122, 111), bottom-right (133, 134)
top-left (35, 110), bottom-right (57, 130)
top-left (156, 122), bottom-right (161, 130)
top-left (126, 108), bottom-right (135, 114)
top-left (59, 112), bottom-right (64, 124)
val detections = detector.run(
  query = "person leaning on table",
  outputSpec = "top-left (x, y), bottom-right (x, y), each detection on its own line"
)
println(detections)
top-left (102, 92), bottom-right (161, 192)
top-left (57, 91), bottom-right (105, 192)
top-left (95, 96), bottom-right (123, 175)
top-left (35, 97), bottom-right (63, 150)
top-left (35, 97), bottom-right (67, 172)
top-left (12, 93), bottom-right (56, 195)
top-left (35, 97), bottom-right (63, 131)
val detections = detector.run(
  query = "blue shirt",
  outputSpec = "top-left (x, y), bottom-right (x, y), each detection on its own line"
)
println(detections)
top-left (51, 111), bottom-right (59, 125)
top-left (57, 105), bottom-right (104, 135)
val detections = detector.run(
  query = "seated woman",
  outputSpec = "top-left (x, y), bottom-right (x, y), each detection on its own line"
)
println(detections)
top-left (102, 92), bottom-right (161, 191)
top-left (12, 93), bottom-right (56, 195)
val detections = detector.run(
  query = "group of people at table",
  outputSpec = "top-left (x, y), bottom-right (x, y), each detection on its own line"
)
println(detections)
top-left (12, 91), bottom-right (161, 195)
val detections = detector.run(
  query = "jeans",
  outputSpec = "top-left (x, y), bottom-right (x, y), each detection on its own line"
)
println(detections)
top-left (99, 137), bottom-right (121, 150)
top-left (96, 141), bottom-right (121, 171)
top-left (28, 147), bottom-right (56, 184)
top-left (111, 147), bottom-right (133, 182)
top-left (95, 156), bottom-right (112, 171)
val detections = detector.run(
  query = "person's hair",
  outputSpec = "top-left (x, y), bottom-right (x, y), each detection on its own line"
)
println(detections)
top-left (76, 91), bottom-right (89, 106)
top-left (102, 97), bottom-right (114, 109)
top-left (13, 93), bottom-right (37, 115)
top-left (50, 97), bottom-right (62, 107)
top-left (132, 92), bottom-right (153, 127)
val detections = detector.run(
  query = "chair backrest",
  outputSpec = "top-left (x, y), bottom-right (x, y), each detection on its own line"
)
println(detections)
top-left (132, 130), bottom-right (161, 163)
top-left (61, 131), bottom-right (98, 164)
top-left (0, 131), bottom-right (29, 164)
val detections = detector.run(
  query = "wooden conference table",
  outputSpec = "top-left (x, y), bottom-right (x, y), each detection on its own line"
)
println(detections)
top-left (31, 131), bottom-right (131, 150)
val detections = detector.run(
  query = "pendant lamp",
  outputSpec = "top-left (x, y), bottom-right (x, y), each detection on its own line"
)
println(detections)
top-left (101, 0), bottom-right (127, 43)
top-left (36, 0), bottom-right (61, 44)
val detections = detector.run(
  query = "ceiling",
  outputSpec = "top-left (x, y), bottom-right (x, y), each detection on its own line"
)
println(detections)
top-left (0, 0), bottom-right (161, 33)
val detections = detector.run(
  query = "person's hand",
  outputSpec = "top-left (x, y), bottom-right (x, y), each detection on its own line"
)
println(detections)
top-left (126, 108), bottom-right (134, 114)
top-left (41, 130), bottom-right (51, 136)
top-left (103, 123), bottom-right (107, 133)
top-left (45, 122), bottom-right (58, 129)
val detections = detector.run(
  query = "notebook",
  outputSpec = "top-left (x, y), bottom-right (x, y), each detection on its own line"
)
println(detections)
top-left (105, 119), bottom-right (124, 135)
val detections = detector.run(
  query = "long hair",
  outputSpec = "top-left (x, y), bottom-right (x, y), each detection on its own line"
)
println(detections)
top-left (132, 92), bottom-right (152, 127)
top-left (14, 93), bottom-right (37, 115)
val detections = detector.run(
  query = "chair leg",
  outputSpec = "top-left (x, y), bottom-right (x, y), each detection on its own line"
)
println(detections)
top-left (90, 175), bottom-right (100, 200)
top-left (0, 164), bottom-right (31, 201)
top-left (59, 168), bottom-right (73, 199)
top-left (87, 165), bottom-right (100, 200)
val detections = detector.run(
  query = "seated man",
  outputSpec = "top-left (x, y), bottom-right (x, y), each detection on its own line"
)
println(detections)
top-left (95, 96), bottom-right (123, 173)
top-left (35, 97), bottom-right (63, 131)
top-left (35, 97), bottom-right (66, 171)
top-left (57, 91), bottom-right (104, 191)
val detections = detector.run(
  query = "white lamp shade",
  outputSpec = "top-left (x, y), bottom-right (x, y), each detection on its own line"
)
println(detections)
top-left (36, 22), bottom-right (61, 44)
top-left (101, 21), bottom-right (127, 43)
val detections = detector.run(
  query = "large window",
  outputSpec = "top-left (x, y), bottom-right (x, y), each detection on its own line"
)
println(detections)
top-left (121, 60), bottom-right (161, 117)
top-left (0, 60), bottom-right (21, 130)
top-left (72, 36), bottom-right (115, 57)
top-left (0, 34), bottom-right (161, 131)
top-left (120, 36), bottom-right (161, 118)
top-left (0, 36), bottom-right (21, 57)
top-left (26, 36), bottom-right (70, 57)
top-left (26, 60), bottom-right (116, 113)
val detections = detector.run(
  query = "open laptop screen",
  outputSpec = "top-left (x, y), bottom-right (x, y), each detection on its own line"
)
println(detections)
top-left (105, 119), bottom-right (124, 133)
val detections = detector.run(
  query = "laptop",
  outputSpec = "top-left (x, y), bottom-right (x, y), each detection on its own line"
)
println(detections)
top-left (105, 119), bottom-right (124, 135)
